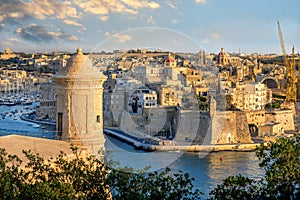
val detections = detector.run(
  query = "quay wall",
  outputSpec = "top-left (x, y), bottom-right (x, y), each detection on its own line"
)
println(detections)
top-left (143, 143), bottom-right (263, 152)
top-left (104, 128), bottom-right (264, 152)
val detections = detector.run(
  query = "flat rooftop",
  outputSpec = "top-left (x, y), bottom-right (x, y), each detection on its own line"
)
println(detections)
top-left (0, 135), bottom-right (72, 162)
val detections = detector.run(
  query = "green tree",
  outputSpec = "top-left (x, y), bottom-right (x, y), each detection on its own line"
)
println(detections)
top-left (0, 146), bottom-right (202, 199)
top-left (210, 135), bottom-right (300, 199)
top-left (256, 135), bottom-right (300, 199)
top-left (109, 167), bottom-right (202, 200)
top-left (272, 102), bottom-right (281, 109)
top-left (0, 146), bottom-right (111, 199)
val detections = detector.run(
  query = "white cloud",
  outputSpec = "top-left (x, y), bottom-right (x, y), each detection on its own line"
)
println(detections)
top-left (121, 0), bottom-right (160, 9)
top-left (115, 33), bottom-right (132, 43)
top-left (15, 23), bottom-right (78, 43)
top-left (99, 15), bottom-right (109, 21)
top-left (77, 1), bottom-right (110, 15)
top-left (201, 33), bottom-right (220, 44)
top-left (165, 1), bottom-right (177, 10)
top-left (0, 0), bottom-right (80, 28)
top-left (29, 0), bottom-right (79, 20)
top-left (0, 23), bottom-right (5, 31)
top-left (0, 0), bottom-right (31, 25)
top-left (1, 38), bottom-right (24, 46)
top-left (63, 19), bottom-right (87, 31)
top-left (0, 0), bottom-right (162, 32)
top-left (75, 0), bottom-right (160, 17)
top-left (201, 38), bottom-right (209, 44)
top-left (75, 0), bottom-right (135, 16)
top-left (64, 35), bottom-right (78, 41)
top-left (211, 33), bottom-right (221, 40)
top-left (195, 0), bottom-right (207, 3)
top-left (172, 19), bottom-right (179, 25)
top-left (0, 0), bottom-right (156, 28)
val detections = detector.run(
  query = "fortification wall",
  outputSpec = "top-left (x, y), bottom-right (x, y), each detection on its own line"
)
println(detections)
top-left (266, 109), bottom-right (294, 131)
top-left (212, 111), bottom-right (252, 144)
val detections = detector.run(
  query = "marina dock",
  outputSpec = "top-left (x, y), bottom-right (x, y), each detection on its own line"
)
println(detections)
top-left (20, 112), bottom-right (56, 126)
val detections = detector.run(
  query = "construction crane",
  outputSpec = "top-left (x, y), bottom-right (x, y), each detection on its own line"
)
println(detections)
top-left (277, 21), bottom-right (297, 103)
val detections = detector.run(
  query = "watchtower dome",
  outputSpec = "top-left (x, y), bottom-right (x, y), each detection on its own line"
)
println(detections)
top-left (53, 47), bottom-right (107, 153)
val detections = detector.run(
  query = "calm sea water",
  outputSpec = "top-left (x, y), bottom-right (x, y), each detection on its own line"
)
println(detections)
top-left (106, 136), bottom-right (264, 197)
top-left (0, 105), bottom-right (264, 197)
top-left (0, 105), bottom-right (56, 138)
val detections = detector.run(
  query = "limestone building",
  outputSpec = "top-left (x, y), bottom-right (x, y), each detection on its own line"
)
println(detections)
top-left (164, 52), bottom-right (177, 68)
top-left (36, 82), bottom-right (56, 120)
top-left (258, 122), bottom-right (283, 137)
top-left (266, 109), bottom-right (295, 131)
top-left (230, 82), bottom-right (272, 111)
top-left (132, 88), bottom-right (157, 109)
top-left (53, 48), bottom-right (107, 153)
top-left (215, 48), bottom-right (241, 67)
top-left (198, 49), bottom-right (206, 66)
top-left (217, 48), bottom-right (230, 66)
top-left (160, 86), bottom-right (180, 106)
top-left (209, 97), bottom-right (252, 144)
top-left (0, 48), bottom-right (17, 60)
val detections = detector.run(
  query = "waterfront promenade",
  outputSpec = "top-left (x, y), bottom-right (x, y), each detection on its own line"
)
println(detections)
top-left (104, 128), bottom-right (265, 152)
top-left (20, 112), bottom-right (56, 126)
top-left (143, 143), bottom-right (262, 152)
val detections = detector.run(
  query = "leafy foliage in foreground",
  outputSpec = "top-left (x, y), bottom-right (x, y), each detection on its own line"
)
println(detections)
top-left (2, 136), bottom-right (298, 199)
top-left (0, 146), bottom-right (202, 200)
top-left (110, 167), bottom-right (202, 200)
top-left (210, 135), bottom-right (300, 199)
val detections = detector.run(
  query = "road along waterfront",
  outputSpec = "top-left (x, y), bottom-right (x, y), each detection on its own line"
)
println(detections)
top-left (104, 128), bottom-right (266, 152)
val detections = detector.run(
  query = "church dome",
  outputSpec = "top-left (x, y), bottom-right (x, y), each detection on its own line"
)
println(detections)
top-left (165, 57), bottom-right (175, 63)
top-left (164, 52), bottom-right (176, 64)
top-left (4, 48), bottom-right (13, 54)
top-left (218, 48), bottom-right (229, 57)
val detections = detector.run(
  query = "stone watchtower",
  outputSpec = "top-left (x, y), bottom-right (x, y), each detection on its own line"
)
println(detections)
top-left (53, 48), bottom-right (107, 153)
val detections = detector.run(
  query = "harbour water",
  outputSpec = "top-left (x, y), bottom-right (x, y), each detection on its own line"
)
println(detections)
top-left (106, 136), bottom-right (264, 197)
top-left (0, 104), bottom-right (56, 138)
top-left (0, 104), bottom-right (264, 197)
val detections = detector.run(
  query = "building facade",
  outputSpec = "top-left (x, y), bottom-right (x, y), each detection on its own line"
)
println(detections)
top-left (231, 82), bottom-right (272, 111)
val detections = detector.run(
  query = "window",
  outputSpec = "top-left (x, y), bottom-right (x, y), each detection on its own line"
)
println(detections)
top-left (96, 115), bottom-right (100, 123)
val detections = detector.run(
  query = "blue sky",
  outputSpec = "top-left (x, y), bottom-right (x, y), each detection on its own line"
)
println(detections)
top-left (0, 0), bottom-right (299, 54)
